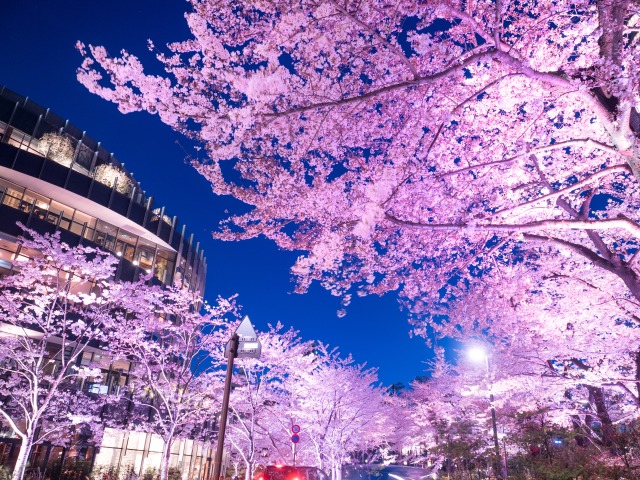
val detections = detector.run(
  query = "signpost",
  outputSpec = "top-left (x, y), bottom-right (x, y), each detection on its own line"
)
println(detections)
top-left (224, 316), bottom-right (262, 359)
top-left (213, 316), bottom-right (261, 480)
top-left (291, 424), bottom-right (301, 465)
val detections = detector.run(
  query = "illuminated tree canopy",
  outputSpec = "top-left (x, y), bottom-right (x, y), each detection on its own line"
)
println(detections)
top-left (77, 1), bottom-right (640, 324)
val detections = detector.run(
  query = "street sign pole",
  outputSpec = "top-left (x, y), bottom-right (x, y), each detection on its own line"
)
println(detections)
top-left (291, 424), bottom-right (301, 466)
top-left (212, 333), bottom-right (239, 480)
top-left (213, 316), bottom-right (261, 480)
top-left (293, 440), bottom-right (296, 466)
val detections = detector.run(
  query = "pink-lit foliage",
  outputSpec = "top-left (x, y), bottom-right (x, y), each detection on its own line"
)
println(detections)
top-left (219, 324), bottom-right (314, 480)
top-left (400, 347), bottom-right (598, 471)
top-left (403, 258), bottom-right (640, 464)
top-left (286, 345), bottom-right (394, 479)
top-left (406, 342), bottom-right (640, 472)
top-left (0, 227), bottom-right (150, 480)
top-left (0, 228), bottom-right (397, 479)
top-left (77, 0), bottom-right (640, 318)
top-left (439, 261), bottom-right (640, 445)
top-left (217, 329), bottom-right (395, 480)
top-left (109, 286), bottom-right (236, 480)
top-left (402, 355), bottom-right (494, 472)
top-left (76, 0), bottom-right (640, 463)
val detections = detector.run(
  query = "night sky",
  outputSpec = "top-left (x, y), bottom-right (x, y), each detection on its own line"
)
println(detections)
top-left (1, 0), bottom-right (435, 387)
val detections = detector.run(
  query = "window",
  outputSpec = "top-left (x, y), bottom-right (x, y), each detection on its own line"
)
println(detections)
top-left (80, 352), bottom-right (93, 366)
top-left (116, 231), bottom-right (137, 261)
top-left (135, 237), bottom-right (156, 272)
top-left (154, 249), bottom-right (175, 283)
top-left (94, 220), bottom-right (118, 251)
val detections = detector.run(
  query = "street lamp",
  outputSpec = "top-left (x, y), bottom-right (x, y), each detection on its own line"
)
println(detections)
top-left (467, 346), bottom-right (489, 366)
top-left (467, 347), bottom-right (507, 479)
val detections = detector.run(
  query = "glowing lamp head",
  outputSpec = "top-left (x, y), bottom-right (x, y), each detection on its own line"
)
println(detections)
top-left (467, 346), bottom-right (487, 363)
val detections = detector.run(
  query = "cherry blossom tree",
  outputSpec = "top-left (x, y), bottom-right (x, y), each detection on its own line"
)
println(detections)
top-left (221, 325), bottom-right (314, 480)
top-left (216, 331), bottom-right (397, 479)
top-left (402, 349), bottom-right (575, 477)
top-left (75, 3), bottom-right (640, 465)
top-left (406, 343), bottom-right (640, 476)
top-left (77, 1), bottom-right (640, 320)
top-left (287, 346), bottom-right (392, 480)
top-left (0, 227), bottom-right (146, 480)
top-left (401, 352), bottom-right (490, 472)
top-left (436, 260), bottom-right (640, 448)
top-left (110, 285), bottom-right (235, 480)
top-left (396, 254), bottom-right (640, 469)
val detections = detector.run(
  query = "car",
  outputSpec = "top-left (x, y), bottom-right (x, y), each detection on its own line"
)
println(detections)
top-left (255, 465), bottom-right (330, 480)
top-left (342, 464), bottom-right (438, 480)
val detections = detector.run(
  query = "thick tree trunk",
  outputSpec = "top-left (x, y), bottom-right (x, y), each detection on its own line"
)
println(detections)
top-left (332, 465), bottom-right (342, 480)
top-left (11, 432), bottom-right (34, 480)
top-left (636, 350), bottom-right (640, 400)
top-left (596, 0), bottom-right (631, 67)
top-left (586, 385), bottom-right (615, 447)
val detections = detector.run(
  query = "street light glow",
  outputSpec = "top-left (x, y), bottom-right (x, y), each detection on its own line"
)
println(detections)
top-left (467, 346), bottom-right (487, 363)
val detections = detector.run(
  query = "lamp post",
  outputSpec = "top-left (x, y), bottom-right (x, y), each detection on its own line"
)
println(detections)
top-left (468, 347), bottom-right (507, 479)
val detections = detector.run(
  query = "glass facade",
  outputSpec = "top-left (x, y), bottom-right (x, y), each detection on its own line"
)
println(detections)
top-left (0, 87), bottom-right (217, 479)
top-left (0, 176), bottom-right (177, 284)
top-left (94, 430), bottom-right (216, 480)
top-left (0, 95), bottom-right (144, 205)
top-left (0, 86), bottom-right (207, 293)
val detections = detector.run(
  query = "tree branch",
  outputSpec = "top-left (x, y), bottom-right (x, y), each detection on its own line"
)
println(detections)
top-left (262, 50), bottom-right (499, 119)
top-left (330, 1), bottom-right (419, 80)
top-left (439, 139), bottom-right (624, 179)
top-left (524, 233), bottom-right (640, 301)
top-left (385, 214), bottom-right (640, 239)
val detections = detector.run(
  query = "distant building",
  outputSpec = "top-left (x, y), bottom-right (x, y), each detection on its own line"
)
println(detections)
top-left (0, 86), bottom-right (215, 479)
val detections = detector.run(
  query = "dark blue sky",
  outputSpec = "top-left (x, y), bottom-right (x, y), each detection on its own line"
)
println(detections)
top-left (1, 0), bottom-right (434, 387)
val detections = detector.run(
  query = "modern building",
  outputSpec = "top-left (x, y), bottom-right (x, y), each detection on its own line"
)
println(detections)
top-left (0, 87), bottom-right (206, 292)
top-left (0, 86), bottom-right (215, 479)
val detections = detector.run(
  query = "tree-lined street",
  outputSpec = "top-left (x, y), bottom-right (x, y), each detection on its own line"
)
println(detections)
top-left (1, 0), bottom-right (639, 478)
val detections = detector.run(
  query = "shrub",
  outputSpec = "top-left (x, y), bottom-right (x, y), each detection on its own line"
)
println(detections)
top-left (38, 133), bottom-right (74, 167)
top-left (93, 164), bottom-right (133, 195)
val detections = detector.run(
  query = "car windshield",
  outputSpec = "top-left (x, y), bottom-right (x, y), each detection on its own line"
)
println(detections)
top-left (343, 465), bottom-right (435, 480)
top-left (265, 467), bottom-right (327, 480)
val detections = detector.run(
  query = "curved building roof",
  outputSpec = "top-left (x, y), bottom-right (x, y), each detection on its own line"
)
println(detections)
top-left (0, 86), bottom-right (206, 294)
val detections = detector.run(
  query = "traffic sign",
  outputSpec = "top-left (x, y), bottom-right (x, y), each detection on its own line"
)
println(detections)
top-left (291, 434), bottom-right (300, 444)
top-left (215, 317), bottom-right (262, 480)
top-left (292, 424), bottom-right (301, 434)
top-left (225, 316), bottom-right (262, 359)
